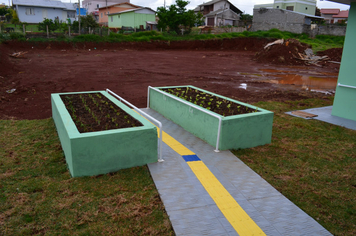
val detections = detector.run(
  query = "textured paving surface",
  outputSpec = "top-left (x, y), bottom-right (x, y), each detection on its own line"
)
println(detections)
top-left (142, 108), bottom-right (332, 236)
top-left (287, 106), bottom-right (356, 131)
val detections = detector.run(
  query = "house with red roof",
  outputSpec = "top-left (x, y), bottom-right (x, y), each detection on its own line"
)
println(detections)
top-left (320, 8), bottom-right (349, 23)
top-left (333, 10), bottom-right (349, 23)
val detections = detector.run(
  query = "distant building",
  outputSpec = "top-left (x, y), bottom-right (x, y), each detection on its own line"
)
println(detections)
top-left (108, 7), bottom-right (156, 29)
top-left (252, 8), bottom-right (322, 34)
top-left (98, 2), bottom-right (139, 25)
top-left (194, 0), bottom-right (242, 26)
top-left (254, 0), bottom-right (317, 16)
top-left (82, 0), bottom-right (128, 21)
top-left (320, 8), bottom-right (349, 23)
top-left (12, 0), bottom-right (77, 23)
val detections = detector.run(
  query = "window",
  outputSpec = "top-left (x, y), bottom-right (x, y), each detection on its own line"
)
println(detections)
top-left (286, 6), bottom-right (294, 11)
top-left (101, 13), bottom-right (103, 17)
top-left (111, 16), bottom-right (113, 22)
top-left (276, 6), bottom-right (279, 9)
top-left (67, 12), bottom-right (75, 18)
top-left (97, 4), bottom-right (100, 8)
top-left (25, 8), bottom-right (35, 15)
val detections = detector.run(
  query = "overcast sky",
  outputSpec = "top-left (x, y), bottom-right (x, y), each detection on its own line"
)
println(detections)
top-left (1, 0), bottom-right (350, 15)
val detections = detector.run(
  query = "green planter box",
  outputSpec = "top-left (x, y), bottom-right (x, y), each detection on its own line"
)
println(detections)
top-left (51, 91), bottom-right (158, 177)
top-left (148, 86), bottom-right (273, 150)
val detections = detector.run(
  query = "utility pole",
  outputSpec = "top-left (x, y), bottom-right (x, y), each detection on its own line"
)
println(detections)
top-left (106, 0), bottom-right (108, 27)
top-left (78, 0), bottom-right (81, 34)
top-left (164, 0), bottom-right (166, 8)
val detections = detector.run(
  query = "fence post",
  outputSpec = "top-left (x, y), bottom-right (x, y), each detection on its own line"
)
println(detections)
top-left (68, 26), bottom-right (71, 37)
top-left (108, 28), bottom-right (110, 36)
top-left (23, 24), bottom-right (25, 34)
top-left (46, 25), bottom-right (49, 38)
top-left (89, 27), bottom-right (91, 34)
top-left (0, 25), bottom-right (2, 33)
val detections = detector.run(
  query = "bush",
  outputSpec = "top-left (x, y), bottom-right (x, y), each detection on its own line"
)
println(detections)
top-left (135, 36), bottom-right (150, 42)
top-left (9, 32), bottom-right (25, 40)
top-left (38, 19), bottom-right (58, 33)
top-left (72, 34), bottom-right (103, 42)
top-left (267, 28), bottom-right (282, 33)
top-left (268, 32), bottom-right (283, 39)
top-left (151, 35), bottom-right (165, 41)
top-left (0, 33), bottom-right (11, 42)
top-left (131, 31), bottom-right (160, 37)
top-left (242, 31), bottom-right (250, 36)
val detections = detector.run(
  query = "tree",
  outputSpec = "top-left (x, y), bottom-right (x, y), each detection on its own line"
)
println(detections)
top-left (240, 13), bottom-right (253, 27)
top-left (72, 15), bottom-right (98, 32)
top-left (0, 6), bottom-right (9, 17)
top-left (315, 7), bottom-right (321, 17)
top-left (80, 15), bottom-right (99, 29)
top-left (9, 8), bottom-right (19, 27)
top-left (38, 18), bottom-right (59, 33)
top-left (157, 0), bottom-right (203, 35)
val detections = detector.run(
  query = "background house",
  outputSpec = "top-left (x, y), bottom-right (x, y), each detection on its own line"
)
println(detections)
top-left (98, 2), bottom-right (139, 25)
top-left (254, 0), bottom-right (317, 16)
top-left (194, 0), bottom-right (242, 26)
top-left (320, 8), bottom-right (349, 23)
top-left (320, 8), bottom-right (340, 23)
top-left (12, 0), bottom-right (77, 23)
top-left (82, 0), bottom-right (128, 21)
top-left (108, 7), bottom-right (155, 30)
top-left (332, 10), bottom-right (349, 23)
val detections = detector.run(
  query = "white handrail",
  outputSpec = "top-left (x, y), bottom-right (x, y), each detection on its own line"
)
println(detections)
top-left (338, 83), bottom-right (356, 90)
top-left (148, 86), bottom-right (222, 152)
top-left (106, 89), bottom-right (164, 162)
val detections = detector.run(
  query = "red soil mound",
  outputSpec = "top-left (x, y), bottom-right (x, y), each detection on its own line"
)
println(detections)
top-left (253, 39), bottom-right (310, 65)
top-left (317, 48), bottom-right (343, 62)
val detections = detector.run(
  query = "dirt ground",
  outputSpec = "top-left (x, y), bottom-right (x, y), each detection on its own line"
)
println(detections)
top-left (0, 38), bottom-right (341, 120)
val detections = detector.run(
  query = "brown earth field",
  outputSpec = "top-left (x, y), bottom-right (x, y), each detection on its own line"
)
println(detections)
top-left (0, 38), bottom-right (341, 120)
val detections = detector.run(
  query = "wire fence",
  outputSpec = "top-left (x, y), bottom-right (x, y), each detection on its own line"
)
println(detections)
top-left (0, 23), bottom-right (149, 38)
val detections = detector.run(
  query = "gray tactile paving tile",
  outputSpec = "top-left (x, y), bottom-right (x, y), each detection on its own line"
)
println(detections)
top-left (142, 108), bottom-right (332, 236)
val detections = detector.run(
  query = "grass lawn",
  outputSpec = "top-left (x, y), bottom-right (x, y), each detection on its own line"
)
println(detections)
top-left (1, 23), bottom-right (39, 32)
top-left (233, 97), bottom-right (356, 235)
top-left (0, 119), bottom-right (173, 235)
top-left (0, 97), bottom-right (355, 235)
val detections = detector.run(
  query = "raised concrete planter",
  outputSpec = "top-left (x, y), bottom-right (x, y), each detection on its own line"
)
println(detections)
top-left (51, 91), bottom-right (158, 177)
top-left (148, 86), bottom-right (274, 150)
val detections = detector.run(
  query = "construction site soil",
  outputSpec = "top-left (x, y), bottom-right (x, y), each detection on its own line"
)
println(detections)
top-left (0, 38), bottom-right (342, 120)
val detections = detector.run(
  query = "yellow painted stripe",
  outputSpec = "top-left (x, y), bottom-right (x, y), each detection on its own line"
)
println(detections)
top-left (133, 110), bottom-right (265, 235)
top-left (160, 129), bottom-right (195, 156)
top-left (188, 161), bottom-right (266, 236)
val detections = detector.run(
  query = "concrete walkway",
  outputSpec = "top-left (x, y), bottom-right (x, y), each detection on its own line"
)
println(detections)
top-left (142, 108), bottom-right (332, 236)
top-left (287, 106), bottom-right (356, 131)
